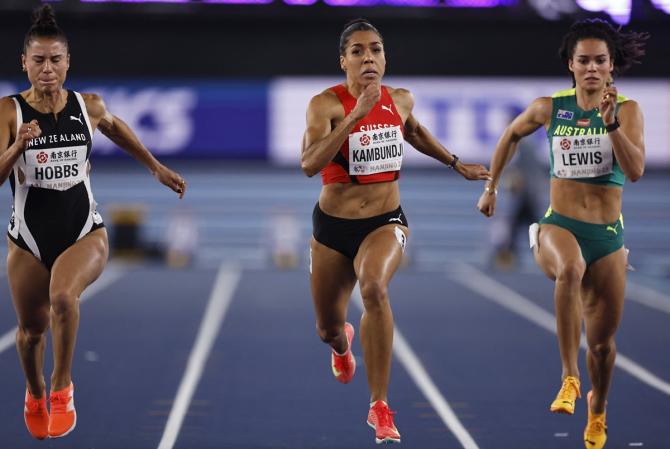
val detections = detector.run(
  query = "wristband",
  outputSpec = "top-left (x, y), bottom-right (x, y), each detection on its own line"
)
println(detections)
top-left (485, 185), bottom-right (498, 195)
top-left (605, 117), bottom-right (620, 133)
top-left (447, 154), bottom-right (459, 169)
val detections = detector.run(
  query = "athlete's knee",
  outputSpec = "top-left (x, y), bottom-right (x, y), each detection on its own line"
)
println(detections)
top-left (316, 323), bottom-right (343, 344)
top-left (16, 325), bottom-right (47, 346)
top-left (555, 260), bottom-right (586, 286)
top-left (588, 340), bottom-right (615, 359)
top-left (49, 290), bottom-right (80, 316)
top-left (359, 279), bottom-right (389, 310)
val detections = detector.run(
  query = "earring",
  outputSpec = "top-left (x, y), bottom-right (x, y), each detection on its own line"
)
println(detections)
top-left (22, 66), bottom-right (26, 72)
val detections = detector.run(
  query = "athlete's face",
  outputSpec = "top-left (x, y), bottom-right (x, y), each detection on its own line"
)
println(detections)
top-left (569, 39), bottom-right (613, 91)
top-left (22, 38), bottom-right (70, 94)
top-left (340, 31), bottom-right (386, 85)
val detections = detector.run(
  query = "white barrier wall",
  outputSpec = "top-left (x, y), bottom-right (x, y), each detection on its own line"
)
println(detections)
top-left (270, 77), bottom-right (670, 168)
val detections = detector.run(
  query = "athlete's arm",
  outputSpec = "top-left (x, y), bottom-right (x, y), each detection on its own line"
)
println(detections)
top-left (301, 83), bottom-right (380, 177)
top-left (84, 93), bottom-right (186, 198)
top-left (0, 97), bottom-right (40, 186)
top-left (477, 97), bottom-right (550, 217)
top-left (600, 87), bottom-right (645, 182)
top-left (391, 88), bottom-right (489, 181)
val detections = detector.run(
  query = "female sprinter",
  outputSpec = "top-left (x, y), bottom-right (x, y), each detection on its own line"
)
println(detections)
top-left (0, 5), bottom-right (186, 439)
top-left (302, 19), bottom-right (490, 445)
top-left (477, 18), bottom-right (648, 449)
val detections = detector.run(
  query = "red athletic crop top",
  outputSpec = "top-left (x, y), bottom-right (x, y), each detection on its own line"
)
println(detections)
top-left (321, 84), bottom-right (405, 185)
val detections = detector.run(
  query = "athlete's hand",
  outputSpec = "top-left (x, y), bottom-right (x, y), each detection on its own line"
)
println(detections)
top-left (352, 82), bottom-right (381, 121)
top-left (153, 164), bottom-right (187, 199)
top-left (13, 120), bottom-right (41, 152)
top-left (456, 163), bottom-right (491, 181)
top-left (477, 189), bottom-right (497, 217)
top-left (600, 84), bottom-right (617, 126)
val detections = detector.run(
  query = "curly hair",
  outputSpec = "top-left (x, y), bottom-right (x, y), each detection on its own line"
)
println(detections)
top-left (558, 18), bottom-right (649, 83)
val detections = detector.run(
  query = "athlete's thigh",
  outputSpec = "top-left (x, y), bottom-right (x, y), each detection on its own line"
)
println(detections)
top-left (354, 224), bottom-right (408, 285)
top-left (6, 239), bottom-right (51, 329)
top-left (581, 247), bottom-right (627, 342)
top-left (310, 238), bottom-right (357, 326)
top-left (49, 228), bottom-right (109, 298)
top-left (535, 224), bottom-right (585, 281)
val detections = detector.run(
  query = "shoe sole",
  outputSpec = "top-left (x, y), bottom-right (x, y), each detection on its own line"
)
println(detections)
top-left (48, 412), bottom-right (77, 439)
top-left (550, 405), bottom-right (575, 415)
top-left (367, 421), bottom-right (401, 444)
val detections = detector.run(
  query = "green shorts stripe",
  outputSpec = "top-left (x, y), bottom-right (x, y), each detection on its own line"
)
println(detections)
top-left (539, 207), bottom-right (624, 266)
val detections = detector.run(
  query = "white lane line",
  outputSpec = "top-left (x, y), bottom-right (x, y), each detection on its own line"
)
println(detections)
top-left (157, 264), bottom-right (241, 449)
top-left (449, 263), bottom-right (670, 396)
top-left (352, 286), bottom-right (480, 449)
top-left (0, 264), bottom-right (126, 355)
top-left (627, 281), bottom-right (670, 315)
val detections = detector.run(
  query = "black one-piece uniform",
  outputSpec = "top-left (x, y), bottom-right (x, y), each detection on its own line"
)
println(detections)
top-left (7, 90), bottom-right (104, 270)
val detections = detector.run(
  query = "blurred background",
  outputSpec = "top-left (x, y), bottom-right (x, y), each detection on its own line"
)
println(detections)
top-left (0, 2), bottom-right (669, 448)
top-left (0, 0), bottom-right (668, 272)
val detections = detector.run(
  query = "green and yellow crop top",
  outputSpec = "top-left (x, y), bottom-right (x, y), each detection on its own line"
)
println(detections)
top-left (547, 88), bottom-right (627, 187)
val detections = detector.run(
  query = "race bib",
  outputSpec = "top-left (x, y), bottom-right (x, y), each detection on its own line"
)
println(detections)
top-left (552, 134), bottom-right (613, 179)
top-left (24, 145), bottom-right (88, 191)
top-left (348, 125), bottom-right (403, 176)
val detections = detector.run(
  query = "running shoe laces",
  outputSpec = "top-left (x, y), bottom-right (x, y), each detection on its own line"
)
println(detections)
top-left (25, 396), bottom-right (42, 414)
top-left (368, 401), bottom-right (401, 444)
top-left (550, 376), bottom-right (581, 414)
top-left (48, 383), bottom-right (76, 438)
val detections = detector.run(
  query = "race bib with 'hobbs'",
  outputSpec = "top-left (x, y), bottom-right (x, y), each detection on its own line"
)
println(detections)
top-left (552, 134), bottom-right (613, 179)
top-left (348, 125), bottom-right (403, 176)
top-left (24, 145), bottom-right (88, 191)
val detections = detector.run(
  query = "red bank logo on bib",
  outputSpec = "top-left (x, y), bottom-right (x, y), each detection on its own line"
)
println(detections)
top-left (36, 152), bottom-right (49, 164)
top-left (560, 139), bottom-right (571, 151)
top-left (359, 134), bottom-right (371, 146)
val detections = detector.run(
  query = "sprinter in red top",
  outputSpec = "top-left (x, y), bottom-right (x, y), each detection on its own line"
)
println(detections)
top-left (321, 83), bottom-right (404, 184)
top-left (301, 19), bottom-right (490, 445)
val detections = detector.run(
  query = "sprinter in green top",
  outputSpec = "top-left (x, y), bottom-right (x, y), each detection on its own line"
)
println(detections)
top-left (477, 18), bottom-right (648, 449)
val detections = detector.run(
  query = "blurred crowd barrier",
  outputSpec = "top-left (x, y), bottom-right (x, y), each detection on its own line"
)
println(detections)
top-left (1, 77), bottom-right (668, 168)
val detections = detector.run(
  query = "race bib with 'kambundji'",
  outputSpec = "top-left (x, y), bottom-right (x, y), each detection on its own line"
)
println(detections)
top-left (348, 125), bottom-right (403, 176)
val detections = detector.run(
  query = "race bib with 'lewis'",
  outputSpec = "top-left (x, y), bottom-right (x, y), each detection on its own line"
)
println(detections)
top-left (552, 134), bottom-right (613, 179)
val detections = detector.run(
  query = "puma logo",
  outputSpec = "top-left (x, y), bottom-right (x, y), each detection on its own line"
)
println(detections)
top-left (388, 213), bottom-right (403, 224)
top-left (606, 225), bottom-right (618, 235)
top-left (70, 113), bottom-right (83, 125)
top-left (381, 104), bottom-right (394, 115)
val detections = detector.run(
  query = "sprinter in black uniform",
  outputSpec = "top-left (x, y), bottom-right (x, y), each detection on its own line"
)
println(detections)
top-left (0, 5), bottom-right (186, 440)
